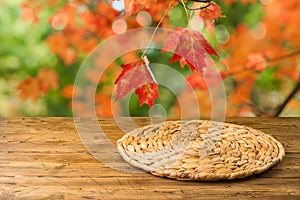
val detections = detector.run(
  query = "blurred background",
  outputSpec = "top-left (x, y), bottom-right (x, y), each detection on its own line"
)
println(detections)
top-left (0, 0), bottom-right (299, 117)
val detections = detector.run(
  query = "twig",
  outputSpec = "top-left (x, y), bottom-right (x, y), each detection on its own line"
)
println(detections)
top-left (178, 0), bottom-right (189, 23)
top-left (177, 0), bottom-right (211, 10)
top-left (273, 79), bottom-right (300, 117)
top-left (267, 49), bottom-right (300, 64)
top-left (140, 5), bottom-right (170, 58)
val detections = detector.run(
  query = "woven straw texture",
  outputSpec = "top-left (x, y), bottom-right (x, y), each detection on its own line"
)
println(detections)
top-left (117, 120), bottom-right (285, 181)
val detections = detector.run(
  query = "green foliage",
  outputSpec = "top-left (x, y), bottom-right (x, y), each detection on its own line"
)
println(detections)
top-left (0, 0), bottom-right (55, 116)
top-left (256, 67), bottom-right (281, 91)
top-left (215, 0), bottom-right (263, 31)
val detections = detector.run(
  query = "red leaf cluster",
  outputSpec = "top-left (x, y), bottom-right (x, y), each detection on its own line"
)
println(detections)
top-left (114, 56), bottom-right (158, 107)
top-left (135, 83), bottom-right (158, 107)
top-left (163, 27), bottom-right (218, 72)
top-left (200, 2), bottom-right (223, 34)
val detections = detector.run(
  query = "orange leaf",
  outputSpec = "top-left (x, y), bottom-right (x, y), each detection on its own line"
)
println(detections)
top-left (46, 33), bottom-right (77, 66)
top-left (18, 78), bottom-right (42, 101)
top-left (95, 94), bottom-right (114, 116)
top-left (187, 67), bottom-right (224, 90)
top-left (61, 85), bottom-right (82, 99)
top-left (37, 69), bottom-right (58, 92)
top-left (246, 53), bottom-right (267, 72)
top-left (18, 69), bottom-right (58, 101)
top-left (187, 72), bottom-right (207, 90)
top-left (21, 4), bottom-right (40, 23)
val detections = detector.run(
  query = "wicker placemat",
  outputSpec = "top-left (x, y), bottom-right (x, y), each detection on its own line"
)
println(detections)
top-left (117, 120), bottom-right (285, 181)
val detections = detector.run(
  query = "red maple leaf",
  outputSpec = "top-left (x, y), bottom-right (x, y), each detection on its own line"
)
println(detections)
top-left (200, 2), bottom-right (223, 34)
top-left (114, 56), bottom-right (158, 107)
top-left (135, 83), bottom-right (158, 107)
top-left (162, 27), bottom-right (218, 72)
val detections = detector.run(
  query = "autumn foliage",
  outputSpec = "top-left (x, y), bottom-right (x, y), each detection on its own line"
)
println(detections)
top-left (16, 0), bottom-right (300, 117)
top-left (114, 57), bottom-right (158, 107)
top-left (18, 69), bottom-right (58, 101)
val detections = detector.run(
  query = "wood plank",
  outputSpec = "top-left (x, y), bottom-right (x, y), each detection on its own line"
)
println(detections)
top-left (0, 117), bottom-right (300, 199)
top-left (0, 178), bottom-right (299, 199)
top-left (1, 177), bottom-right (299, 192)
top-left (0, 153), bottom-right (298, 178)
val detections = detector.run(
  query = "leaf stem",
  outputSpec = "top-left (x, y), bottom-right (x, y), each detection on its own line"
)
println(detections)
top-left (178, 0), bottom-right (190, 23)
top-left (140, 5), bottom-right (171, 58)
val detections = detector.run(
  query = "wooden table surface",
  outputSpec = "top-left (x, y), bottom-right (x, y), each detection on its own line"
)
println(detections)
top-left (0, 117), bottom-right (299, 199)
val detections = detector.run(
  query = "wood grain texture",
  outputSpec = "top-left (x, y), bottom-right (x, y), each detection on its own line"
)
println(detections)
top-left (0, 117), bottom-right (299, 199)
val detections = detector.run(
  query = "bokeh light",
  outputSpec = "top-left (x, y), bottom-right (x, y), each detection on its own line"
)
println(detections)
top-left (260, 0), bottom-right (274, 5)
top-left (251, 22), bottom-right (266, 40)
top-left (136, 11), bottom-right (152, 27)
top-left (51, 14), bottom-right (68, 30)
top-left (215, 25), bottom-right (230, 44)
top-left (112, 19), bottom-right (127, 34)
top-left (112, 0), bottom-right (125, 11)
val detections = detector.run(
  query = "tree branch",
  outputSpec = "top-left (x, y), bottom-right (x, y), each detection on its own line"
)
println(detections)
top-left (273, 79), bottom-right (300, 117)
top-left (267, 49), bottom-right (300, 64)
top-left (223, 50), bottom-right (300, 116)
top-left (177, 0), bottom-right (211, 10)
top-left (224, 50), bottom-right (300, 77)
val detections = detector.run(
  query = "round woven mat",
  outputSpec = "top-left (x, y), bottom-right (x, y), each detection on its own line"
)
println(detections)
top-left (117, 120), bottom-right (285, 181)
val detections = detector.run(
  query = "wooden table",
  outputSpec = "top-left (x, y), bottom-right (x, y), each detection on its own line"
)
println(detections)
top-left (0, 118), bottom-right (299, 199)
